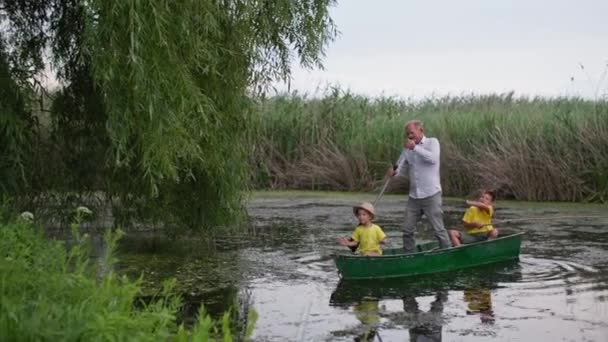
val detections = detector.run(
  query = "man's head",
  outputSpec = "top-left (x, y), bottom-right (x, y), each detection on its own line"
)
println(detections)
top-left (404, 120), bottom-right (425, 144)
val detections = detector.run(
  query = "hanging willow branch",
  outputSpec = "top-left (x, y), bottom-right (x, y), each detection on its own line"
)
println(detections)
top-left (0, 0), bottom-right (337, 230)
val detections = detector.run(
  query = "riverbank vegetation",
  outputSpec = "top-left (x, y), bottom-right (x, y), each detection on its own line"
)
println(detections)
top-left (249, 89), bottom-right (608, 202)
top-left (0, 209), bottom-right (256, 341)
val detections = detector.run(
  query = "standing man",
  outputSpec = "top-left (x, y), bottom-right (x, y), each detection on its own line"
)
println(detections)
top-left (388, 120), bottom-right (450, 252)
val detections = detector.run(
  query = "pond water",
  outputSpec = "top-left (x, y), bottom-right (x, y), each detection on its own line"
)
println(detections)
top-left (115, 192), bottom-right (608, 341)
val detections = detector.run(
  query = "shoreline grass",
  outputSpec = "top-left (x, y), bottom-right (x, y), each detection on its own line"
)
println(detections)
top-left (251, 190), bottom-right (608, 209)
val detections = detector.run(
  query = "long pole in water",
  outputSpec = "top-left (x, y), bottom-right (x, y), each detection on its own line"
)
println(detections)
top-left (373, 155), bottom-right (402, 207)
top-left (373, 176), bottom-right (392, 207)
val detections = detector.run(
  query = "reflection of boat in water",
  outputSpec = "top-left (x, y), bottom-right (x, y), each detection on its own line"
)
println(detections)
top-left (334, 233), bottom-right (524, 279)
top-left (330, 260), bottom-right (522, 307)
top-left (330, 261), bottom-right (521, 341)
top-left (348, 293), bottom-right (448, 342)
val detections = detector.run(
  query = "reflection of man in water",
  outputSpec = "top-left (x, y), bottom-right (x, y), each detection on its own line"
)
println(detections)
top-left (353, 297), bottom-right (380, 342)
top-left (402, 291), bottom-right (447, 342)
top-left (464, 288), bottom-right (494, 324)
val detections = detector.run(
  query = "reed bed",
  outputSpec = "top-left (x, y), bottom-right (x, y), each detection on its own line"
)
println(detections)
top-left (248, 89), bottom-right (608, 202)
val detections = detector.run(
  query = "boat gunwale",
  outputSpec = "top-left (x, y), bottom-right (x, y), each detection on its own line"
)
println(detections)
top-left (333, 232), bottom-right (525, 261)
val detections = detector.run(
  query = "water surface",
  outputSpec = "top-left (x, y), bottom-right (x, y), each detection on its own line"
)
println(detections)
top-left (116, 191), bottom-right (608, 341)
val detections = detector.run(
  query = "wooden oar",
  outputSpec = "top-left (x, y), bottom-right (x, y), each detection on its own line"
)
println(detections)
top-left (481, 215), bottom-right (605, 227)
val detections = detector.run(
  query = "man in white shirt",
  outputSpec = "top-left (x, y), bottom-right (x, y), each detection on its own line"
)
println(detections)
top-left (388, 120), bottom-right (450, 252)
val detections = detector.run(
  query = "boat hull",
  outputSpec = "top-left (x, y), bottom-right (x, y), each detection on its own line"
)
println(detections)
top-left (334, 233), bottom-right (524, 280)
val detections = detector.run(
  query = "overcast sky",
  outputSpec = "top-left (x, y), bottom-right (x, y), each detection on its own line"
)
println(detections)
top-left (274, 0), bottom-right (608, 100)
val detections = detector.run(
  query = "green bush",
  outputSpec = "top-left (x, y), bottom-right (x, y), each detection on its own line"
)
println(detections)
top-left (0, 213), bottom-right (255, 341)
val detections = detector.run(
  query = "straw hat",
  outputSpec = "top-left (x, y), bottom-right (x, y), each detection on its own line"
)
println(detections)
top-left (353, 202), bottom-right (376, 219)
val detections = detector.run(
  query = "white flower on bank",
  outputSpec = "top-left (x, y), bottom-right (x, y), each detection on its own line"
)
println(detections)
top-left (19, 211), bottom-right (34, 221)
top-left (76, 206), bottom-right (93, 216)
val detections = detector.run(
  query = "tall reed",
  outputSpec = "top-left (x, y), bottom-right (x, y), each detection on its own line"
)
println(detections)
top-left (248, 90), bottom-right (608, 202)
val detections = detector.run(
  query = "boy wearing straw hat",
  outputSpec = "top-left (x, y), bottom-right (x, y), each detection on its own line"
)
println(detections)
top-left (337, 202), bottom-right (386, 256)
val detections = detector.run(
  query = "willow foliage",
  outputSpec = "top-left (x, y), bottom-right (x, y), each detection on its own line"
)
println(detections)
top-left (0, 42), bottom-right (34, 195)
top-left (0, 0), bottom-right (336, 230)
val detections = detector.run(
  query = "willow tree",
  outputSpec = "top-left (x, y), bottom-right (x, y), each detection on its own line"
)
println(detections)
top-left (0, 0), bottom-right (337, 230)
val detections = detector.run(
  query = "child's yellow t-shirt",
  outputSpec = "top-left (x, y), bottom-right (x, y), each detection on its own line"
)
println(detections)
top-left (462, 206), bottom-right (493, 234)
top-left (352, 224), bottom-right (386, 255)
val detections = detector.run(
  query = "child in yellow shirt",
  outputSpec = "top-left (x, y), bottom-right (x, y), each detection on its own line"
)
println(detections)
top-left (449, 190), bottom-right (499, 247)
top-left (337, 202), bottom-right (386, 256)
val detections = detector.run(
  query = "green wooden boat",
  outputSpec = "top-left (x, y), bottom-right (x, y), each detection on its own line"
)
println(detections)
top-left (334, 232), bottom-right (524, 280)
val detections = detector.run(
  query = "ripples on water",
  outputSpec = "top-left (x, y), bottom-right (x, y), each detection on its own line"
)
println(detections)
top-left (115, 194), bottom-right (608, 341)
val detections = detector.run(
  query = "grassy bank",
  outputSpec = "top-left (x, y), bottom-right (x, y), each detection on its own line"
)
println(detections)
top-left (248, 89), bottom-right (608, 202)
top-left (0, 211), bottom-right (255, 341)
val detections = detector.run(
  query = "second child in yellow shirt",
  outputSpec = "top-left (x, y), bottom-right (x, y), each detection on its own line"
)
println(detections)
top-left (337, 202), bottom-right (386, 256)
top-left (449, 190), bottom-right (499, 247)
